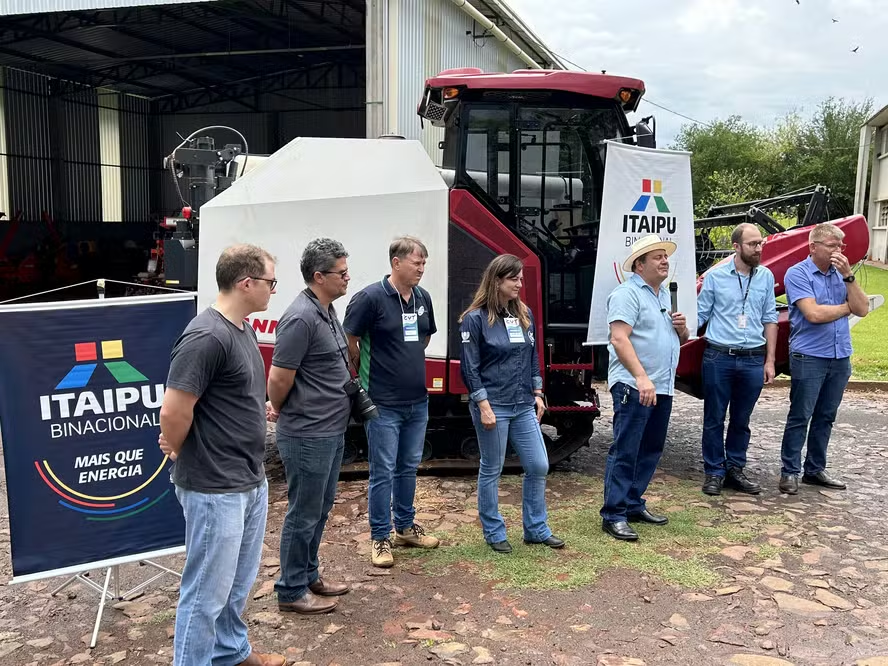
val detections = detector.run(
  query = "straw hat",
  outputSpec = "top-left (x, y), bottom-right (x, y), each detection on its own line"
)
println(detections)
top-left (622, 234), bottom-right (677, 272)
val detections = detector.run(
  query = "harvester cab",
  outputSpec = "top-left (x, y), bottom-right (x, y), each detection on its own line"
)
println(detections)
top-left (416, 68), bottom-right (658, 462)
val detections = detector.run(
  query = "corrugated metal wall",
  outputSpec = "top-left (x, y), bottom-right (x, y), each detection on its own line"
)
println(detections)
top-left (396, 0), bottom-right (525, 163)
top-left (119, 94), bottom-right (151, 223)
top-left (64, 87), bottom-right (102, 222)
top-left (98, 88), bottom-right (121, 223)
top-left (0, 68), bottom-right (9, 218)
top-left (3, 69), bottom-right (54, 220)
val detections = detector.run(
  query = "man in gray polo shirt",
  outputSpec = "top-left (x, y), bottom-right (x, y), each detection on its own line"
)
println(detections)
top-left (159, 244), bottom-right (285, 666)
top-left (267, 238), bottom-right (353, 615)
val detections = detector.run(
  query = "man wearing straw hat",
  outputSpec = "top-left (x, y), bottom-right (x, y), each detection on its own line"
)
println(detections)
top-left (601, 234), bottom-right (689, 541)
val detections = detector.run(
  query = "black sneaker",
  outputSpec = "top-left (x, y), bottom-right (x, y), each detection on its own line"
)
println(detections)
top-left (724, 467), bottom-right (762, 495)
top-left (702, 474), bottom-right (723, 496)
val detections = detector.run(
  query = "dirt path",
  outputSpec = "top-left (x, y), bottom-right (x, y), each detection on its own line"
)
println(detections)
top-left (1, 385), bottom-right (888, 666)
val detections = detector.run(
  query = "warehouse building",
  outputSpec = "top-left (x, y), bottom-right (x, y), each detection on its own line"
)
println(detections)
top-left (0, 0), bottom-right (561, 298)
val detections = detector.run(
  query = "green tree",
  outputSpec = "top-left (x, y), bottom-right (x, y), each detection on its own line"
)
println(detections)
top-left (783, 97), bottom-right (873, 213)
top-left (670, 116), bottom-right (778, 209)
top-left (671, 97), bottom-right (873, 219)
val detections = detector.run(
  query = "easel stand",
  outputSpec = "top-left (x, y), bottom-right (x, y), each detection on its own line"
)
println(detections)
top-left (50, 559), bottom-right (182, 648)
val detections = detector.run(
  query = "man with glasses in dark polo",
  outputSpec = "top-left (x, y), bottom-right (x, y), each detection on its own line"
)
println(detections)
top-left (697, 223), bottom-right (778, 497)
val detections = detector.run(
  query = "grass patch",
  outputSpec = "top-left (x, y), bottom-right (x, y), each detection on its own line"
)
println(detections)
top-left (150, 610), bottom-right (176, 625)
top-left (851, 263), bottom-right (888, 381)
top-left (405, 474), bottom-right (790, 591)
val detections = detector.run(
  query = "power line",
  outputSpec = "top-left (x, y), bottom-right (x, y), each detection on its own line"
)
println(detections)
top-left (546, 49), bottom-right (715, 128)
top-left (642, 98), bottom-right (713, 128)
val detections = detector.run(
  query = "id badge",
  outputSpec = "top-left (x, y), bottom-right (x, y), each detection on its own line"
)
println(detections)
top-left (505, 316), bottom-right (524, 344)
top-left (737, 313), bottom-right (748, 330)
top-left (402, 313), bottom-right (419, 342)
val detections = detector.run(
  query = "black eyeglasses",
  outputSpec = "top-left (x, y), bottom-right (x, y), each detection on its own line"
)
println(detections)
top-left (240, 276), bottom-right (277, 290)
top-left (321, 269), bottom-right (349, 278)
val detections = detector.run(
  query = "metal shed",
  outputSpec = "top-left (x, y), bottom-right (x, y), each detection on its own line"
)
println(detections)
top-left (0, 0), bottom-right (561, 298)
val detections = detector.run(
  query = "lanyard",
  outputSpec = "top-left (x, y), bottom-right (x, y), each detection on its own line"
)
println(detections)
top-left (737, 268), bottom-right (755, 315)
top-left (303, 289), bottom-right (352, 373)
top-left (383, 278), bottom-right (416, 315)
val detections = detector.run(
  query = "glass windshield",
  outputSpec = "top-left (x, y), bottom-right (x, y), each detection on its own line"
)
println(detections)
top-left (514, 106), bottom-right (621, 255)
top-left (458, 102), bottom-right (626, 326)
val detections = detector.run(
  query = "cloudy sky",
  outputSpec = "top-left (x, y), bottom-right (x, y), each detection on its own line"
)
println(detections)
top-left (507, 0), bottom-right (887, 146)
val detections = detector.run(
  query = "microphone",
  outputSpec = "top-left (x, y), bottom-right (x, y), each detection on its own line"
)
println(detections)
top-left (670, 281), bottom-right (678, 314)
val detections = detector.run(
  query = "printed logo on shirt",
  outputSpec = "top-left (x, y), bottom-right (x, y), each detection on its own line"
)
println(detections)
top-left (528, 329), bottom-right (534, 344)
top-left (461, 331), bottom-right (471, 344)
top-left (417, 305), bottom-right (425, 317)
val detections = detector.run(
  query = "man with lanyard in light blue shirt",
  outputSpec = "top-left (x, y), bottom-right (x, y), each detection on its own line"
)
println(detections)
top-left (601, 234), bottom-right (689, 542)
top-left (697, 223), bottom-right (778, 497)
top-left (777, 223), bottom-right (869, 495)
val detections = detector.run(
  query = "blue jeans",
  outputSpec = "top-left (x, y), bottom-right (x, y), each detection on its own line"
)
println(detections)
top-left (470, 402), bottom-right (552, 544)
top-left (173, 480), bottom-right (268, 666)
top-left (780, 354), bottom-right (851, 476)
top-left (701, 349), bottom-right (765, 476)
top-left (365, 398), bottom-right (429, 541)
top-left (601, 383), bottom-right (673, 523)
top-left (275, 433), bottom-right (344, 603)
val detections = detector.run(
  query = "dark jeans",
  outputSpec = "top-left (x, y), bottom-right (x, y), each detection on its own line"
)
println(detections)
top-left (365, 398), bottom-right (429, 541)
top-left (701, 348), bottom-right (765, 476)
top-left (275, 433), bottom-right (344, 603)
top-left (601, 382), bottom-right (673, 523)
top-left (780, 354), bottom-right (851, 477)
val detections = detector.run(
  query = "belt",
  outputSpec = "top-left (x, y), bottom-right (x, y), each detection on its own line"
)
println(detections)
top-left (707, 342), bottom-right (767, 357)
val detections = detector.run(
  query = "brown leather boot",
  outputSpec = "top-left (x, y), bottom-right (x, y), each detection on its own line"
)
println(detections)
top-left (309, 577), bottom-right (350, 596)
top-left (278, 590), bottom-right (337, 615)
top-left (236, 651), bottom-right (287, 666)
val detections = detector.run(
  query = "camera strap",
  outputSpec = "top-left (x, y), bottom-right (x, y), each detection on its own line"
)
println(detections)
top-left (303, 288), bottom-right (355, 376)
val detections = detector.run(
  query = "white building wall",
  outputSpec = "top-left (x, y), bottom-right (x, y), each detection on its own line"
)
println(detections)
top-left (871, 126), bottom-right (888, 262)
top-left (391, 0), bottom-right (527, 164)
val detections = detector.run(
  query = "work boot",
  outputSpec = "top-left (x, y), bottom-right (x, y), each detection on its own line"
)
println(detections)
top-left (702, 475), bottom-right (723, 496)
top-left (724, 467), bottom-right (762, 495)
top-left (393, 523), bottom-right (440, 549)
top-left (309, 577), bottom-right (350, 596)
top-left (236, 652), bottom-right (287, 666)
top-left (371, 537), bottom-right (394, 568)
top-left (277, 591), bottom-right (337, 615)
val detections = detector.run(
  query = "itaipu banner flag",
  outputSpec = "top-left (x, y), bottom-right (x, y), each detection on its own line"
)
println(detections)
top-left (586, 142), bottom-right (698, 345)
top-left (0, 293), bottom-right (195, 582)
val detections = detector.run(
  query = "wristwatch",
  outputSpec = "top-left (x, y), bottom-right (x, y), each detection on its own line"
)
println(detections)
top-left (842, 274), bottom-right (855, 283)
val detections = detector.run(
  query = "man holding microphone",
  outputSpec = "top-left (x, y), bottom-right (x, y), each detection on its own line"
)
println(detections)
top-left (601, 234), bottom-right (689, 542)
top-left (697, 223), bottom-right (778, 496)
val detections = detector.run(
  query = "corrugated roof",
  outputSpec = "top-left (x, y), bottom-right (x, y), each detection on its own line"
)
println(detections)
top-left (0, 0), bottom-right (215, 16)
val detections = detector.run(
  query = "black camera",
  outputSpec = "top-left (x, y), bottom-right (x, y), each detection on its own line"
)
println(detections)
top-left (343, 377), bottom-right (378, 422)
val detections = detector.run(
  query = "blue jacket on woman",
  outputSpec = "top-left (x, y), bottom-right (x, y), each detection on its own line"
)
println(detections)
top-left (459, 307), bottom-right (543, 406)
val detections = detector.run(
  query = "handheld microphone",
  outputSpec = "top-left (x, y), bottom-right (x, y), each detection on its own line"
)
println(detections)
top-left (669, 282), bottom-right (678, 314)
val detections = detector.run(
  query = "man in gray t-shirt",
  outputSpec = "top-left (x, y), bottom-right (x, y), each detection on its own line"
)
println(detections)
top-left (267, 238), bottom-right (352, 615)
top-left (159, 244), bottom-right (286, 666)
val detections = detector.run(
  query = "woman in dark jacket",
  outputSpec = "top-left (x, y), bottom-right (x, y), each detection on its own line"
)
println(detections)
top-left (459, 254), bottom-right (564, 554)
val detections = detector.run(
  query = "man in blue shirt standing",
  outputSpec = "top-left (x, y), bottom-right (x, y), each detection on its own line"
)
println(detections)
top-left (697, 223), bottom-right (778, 496)
top-left (602, 234), bottom-right (689, 541)
top-left (344, 236), bottom-right (439, 568)
top-left (778, 223), bottom-right (869, 494)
